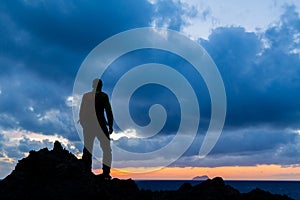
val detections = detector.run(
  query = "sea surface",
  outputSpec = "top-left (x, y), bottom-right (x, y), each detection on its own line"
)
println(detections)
top-left (135, 180), bottom-right (300, 200)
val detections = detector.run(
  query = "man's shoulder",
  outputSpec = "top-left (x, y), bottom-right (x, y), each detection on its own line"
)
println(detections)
top-left (96, 92), bottom-right (109, 101)
top-left (100, 91), bottom-right (108, 96)
top-left (95, 91), bottom-right (107, 97)
top-left (83, 91), bottom-right (95, 98)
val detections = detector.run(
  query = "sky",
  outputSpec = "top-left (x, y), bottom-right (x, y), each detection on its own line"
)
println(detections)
top-left (1, 0), bottom-right (300, 180)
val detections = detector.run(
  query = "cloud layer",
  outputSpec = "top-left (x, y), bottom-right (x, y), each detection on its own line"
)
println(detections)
top-left (0, 1), bottom-right (300, 177)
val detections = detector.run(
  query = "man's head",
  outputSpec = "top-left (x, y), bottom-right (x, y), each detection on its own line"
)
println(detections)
top-left (92, 78), bottom-right (103, 91)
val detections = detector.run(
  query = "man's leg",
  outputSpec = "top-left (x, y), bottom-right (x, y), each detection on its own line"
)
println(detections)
top-left (82, 128), bottom-right (95, 171)
top-left (99, 133), bottom-right (112, 177)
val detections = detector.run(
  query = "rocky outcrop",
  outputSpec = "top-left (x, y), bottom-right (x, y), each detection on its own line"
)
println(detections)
top-left (0, 141), bottom-right (138, 200)
top-left (0, 141), bottom-right (293, 200)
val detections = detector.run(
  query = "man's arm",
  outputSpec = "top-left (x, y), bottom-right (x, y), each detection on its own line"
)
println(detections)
top-left (104, 94), bottom-right (113, 133)
top-left (79, 94), bottom-right (86, 126)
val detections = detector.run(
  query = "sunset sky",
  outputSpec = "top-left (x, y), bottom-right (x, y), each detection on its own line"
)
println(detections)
top-left (1, 0), bottom-right (300, 180)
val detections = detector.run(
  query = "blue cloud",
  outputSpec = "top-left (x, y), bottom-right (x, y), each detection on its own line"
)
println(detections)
top-left (201, 5), bottom-right (300, 129)
top-left (0, 0), bottom-right (154, 82)
top-left (0, 71), bottom-right (77, 140)
top-left (211, 129), bottom-right (297, 155)
top-left (18, 137), bottom-right (53, 153)
top-left (101, 48), bottom-right (210, 135)
top-left (1, 0), bottom-right (153, 49)
top-left (0, 0), bottom-right (156, 142)
top-left (149, 0), bottom-right (188, 30)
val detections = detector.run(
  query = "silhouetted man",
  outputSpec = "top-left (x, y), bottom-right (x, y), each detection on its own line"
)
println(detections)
top-left (79, 78), bottom-right (113, 179)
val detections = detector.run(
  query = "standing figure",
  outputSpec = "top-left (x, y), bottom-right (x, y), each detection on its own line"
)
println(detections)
top-left (79, 78), bottom-right (113, 179)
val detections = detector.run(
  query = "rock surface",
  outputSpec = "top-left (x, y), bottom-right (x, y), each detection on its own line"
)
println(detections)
top-left (0, 141), bottom-right (294, 200)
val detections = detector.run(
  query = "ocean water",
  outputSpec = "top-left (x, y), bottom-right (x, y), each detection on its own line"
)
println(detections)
top-left (135, 180), bottom-right (300, 200)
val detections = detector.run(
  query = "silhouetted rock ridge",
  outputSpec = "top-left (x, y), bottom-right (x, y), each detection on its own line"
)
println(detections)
top-left (0, 141), bottom-right (293, 200)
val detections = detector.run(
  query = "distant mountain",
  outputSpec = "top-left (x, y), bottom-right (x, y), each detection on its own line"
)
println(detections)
top-left (192, 175), bottom-right (209, 181)
top-left (0, 141), bottom-right (293, 200)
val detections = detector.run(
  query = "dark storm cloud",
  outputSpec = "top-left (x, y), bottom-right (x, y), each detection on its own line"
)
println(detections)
top-left (101, 48), bottom-right (210, 135)
top-left (201, 5), bottom-right (300, 130)
top-left (0, 0), bottom-right (154, 141)
top-left (0, 70), bottom-right (77, 140)
top-left (211, 129), bottom-right (297, 156)
top-left (0, 0), bottom-right (153, 81)
top-left (173, 128), bottom-right (300, 168)
top-left (169, 5), bottom-right (300, 168)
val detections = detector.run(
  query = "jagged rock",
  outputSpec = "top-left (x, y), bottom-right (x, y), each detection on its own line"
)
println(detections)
top-left (0, 141), bottom-right (294, 200)
top-left (53, 140), bottom-right (63, 152)
top-left (241, 188), bottom-right (293, 200)
top-left (178, 182), bottom-right (193, 192)
top-left (0, 141), bottom-right (139, 200)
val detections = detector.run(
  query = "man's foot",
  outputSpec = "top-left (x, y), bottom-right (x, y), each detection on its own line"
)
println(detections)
top-left (97, 173), bottom-right (112, 180)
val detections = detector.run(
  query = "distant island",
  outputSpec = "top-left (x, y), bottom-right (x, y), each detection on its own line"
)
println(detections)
top-left (0, 141), bottom-right (293, 200)
top-left (192, 175), bottom-right (209, 181)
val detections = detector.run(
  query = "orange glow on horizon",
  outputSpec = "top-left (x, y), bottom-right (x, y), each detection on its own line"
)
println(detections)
top-left (93, 165), bottom-right (300, 180)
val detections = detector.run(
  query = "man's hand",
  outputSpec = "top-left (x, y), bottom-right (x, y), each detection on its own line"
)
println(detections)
top-left (109, 127), bottom-right (113, 134)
